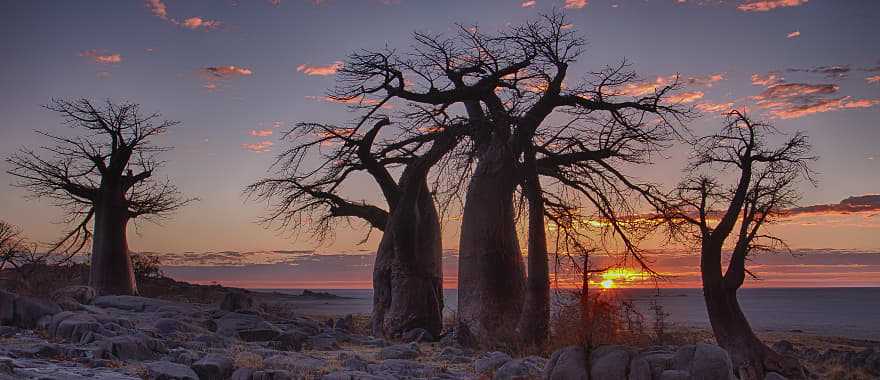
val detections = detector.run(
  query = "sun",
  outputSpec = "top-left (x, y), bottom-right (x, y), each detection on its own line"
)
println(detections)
top-left (600, 279), bottom-right (615, 289)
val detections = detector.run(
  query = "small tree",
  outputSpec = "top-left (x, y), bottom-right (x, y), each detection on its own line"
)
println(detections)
top-left (6, 99), bottom-right (193, 296)
top-left (667, 110), bottom-right (812, 379)
top-left (0, 221), bottom-right (26, 272)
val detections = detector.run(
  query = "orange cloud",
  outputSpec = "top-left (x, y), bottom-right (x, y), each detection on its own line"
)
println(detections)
top-left (79, 50), bottom-right (122, 64)
top-left (181, 17), bottom-right (221, 30)
top-left (751, 72), bottom-right (784, 86)
top-left (617, 73), bottom-right (724, 98)
top-left (522, 0), bottom-right (537, 7)
top-left (737, 0), bottom-right (808, 12)
top-left (867, 75), bottom-right (880, 84)
top-left (250, 129), bottom-right (273, 137)
top-left (296, 61), bottom-right (343, 76)
top-left (667, 91), bottom-right (704, 104)
top-left (787, 30), bottom-right (801, 38)
top-left (242, 141), bottom-right (273, 153)
top-left (564, 0), bottom-right (587, 9)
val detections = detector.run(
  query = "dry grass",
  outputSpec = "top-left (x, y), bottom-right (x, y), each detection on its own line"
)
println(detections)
top-left (227, 345), bottom-right (264, 369)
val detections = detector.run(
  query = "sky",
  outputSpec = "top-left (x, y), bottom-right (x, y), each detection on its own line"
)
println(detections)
top-left (0, 0), bottom-right (878, 288)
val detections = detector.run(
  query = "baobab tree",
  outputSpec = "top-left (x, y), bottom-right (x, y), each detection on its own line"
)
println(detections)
top-left (247, 109), bottom-right (470, 338)
top-left (6, 99), bottom-right (192, 296)
top-left (665, 110), bottom-right (811, 379)
top-left (333, 12), bottom-right (687, 345)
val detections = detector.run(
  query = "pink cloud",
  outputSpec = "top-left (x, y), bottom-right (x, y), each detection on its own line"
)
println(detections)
top-left (250, 129), bottom-right (273, 137)
top-left (753, 83), bottom-right (838, 102)
top-left (181, 17), bottom-right (221, 30)
top-left (79, 50), bottom-right (122, 64)
top-left (751, 72), bottom-right (784, 86)
top-left (867, 75), bottom-right (880, 84)
top-left (145, 0), bottom-right (169, 20)
top-left (770, 96), bottom-right (880, 119)
top-left (667, 91), bottom-right (704, 104)
top-left (564, 0), bottom-right (587, 9)
top-left (522, 0), bottom-right (537, 7)
top-left (737, 0), bottom-right (808, 12)
top-left (242, 141), bottom-right (273, 153)
top-left (305, 95), bottom-right (389, 108)
top-left (695, 101), bottom-right (734, 113)
top-left (296, 61), bottom-right (343, 76)
top-left (202, 66), bottom-right (254, 78)
top-left (787, 30), bottom-right (801, 38)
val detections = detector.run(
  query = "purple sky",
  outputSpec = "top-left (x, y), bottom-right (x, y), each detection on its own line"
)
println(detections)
top-left (1, 0), bottom-right (878, 287)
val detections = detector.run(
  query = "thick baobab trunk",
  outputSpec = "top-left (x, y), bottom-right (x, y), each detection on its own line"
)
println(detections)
top-left (372, 180), bottom-right (443, 338)
top-left (457, 140), bottom-right (525, 346)
top-left (90, 186), bottom-right (138, 296)
top-left (701, 245), bottom-right (803, 380)
top-left (516, 155), bottom-right (550, 347)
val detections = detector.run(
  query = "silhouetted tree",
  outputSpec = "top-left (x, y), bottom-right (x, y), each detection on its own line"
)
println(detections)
top-left (6, 99), bottom-right (192, 296)
top-left (247, 111), bottom-right (469, 338)
top-left (0, 221), bottom-right (25, 272)
top-left (665, 110), bottom-right (811, 379)
top-left (333, 12), bottom-right (687, 345)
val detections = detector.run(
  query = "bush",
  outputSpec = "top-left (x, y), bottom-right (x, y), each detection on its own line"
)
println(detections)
top-left (548, 288), bottom-right (651, 352)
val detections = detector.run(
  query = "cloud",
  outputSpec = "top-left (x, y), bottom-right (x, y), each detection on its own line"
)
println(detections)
top-left (268, 0), bottom-right (282, 5)
top-left (202, 66), bottom-right (254, 79)
top-left (695, 101), bottom-right (734, 113)
top-left (242, 141), bottom-right (273, 153)
top-left (753, 83), bottom-right (839, 101)
top-left (751, 72), bottom-right (784, 86)
top-left (145, 0), bottom-right (169, 20)
top-left (787, 30), bottom-right (801, 39)
top-left (181, 17), bottom-right (221, 30)
top-left (296, 61), bottom-right (343, 76)
top-left (667, 91), bottom-right (704, 104)
top-left (737, 0), bottom-right (808, 12)
top-left (785, 195), bottom-right (880, 217)
top-left (787, 64), bottom-right (850, 79)
top-left (79, 50), bottom-right (122, 64)
top-left (522, 0), bottom-right (537, 7)
top-left (618, 73), bottom-right (724, 97)
top-left (144, 0), bottom-right (221, 31)
top-left (867, 75), bottom-right (880, 84)
top-left (250, 129), bottom-right (273, 137)
top-left (564, 0), bottom-right (588, 9)
top-left (769, 96), bottom-right (880, 119)
top-left (305, 95), bottom-right (388, 108)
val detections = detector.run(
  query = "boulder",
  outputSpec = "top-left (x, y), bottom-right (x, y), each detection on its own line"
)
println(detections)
top-left (659, 369), bottom-right (690, 380)
top-left (263, 353), bottom-right (328, 374)
top-left (214, 312), bottom-right (279, 339)
top-left (230, 368), bottom-right (255, 380)
top-left (307, 332), bottom-right (341, 351)
top-left (435, 346), bottom-right (472, 364)
top-left (97, 335), bottom-right (165, 361)
top-left (338, 352), bottom-right (369, 371)
top-left (494, 356), bottom-right (546, 380)
top-left (764, 372), bottom-right (788, 380)
top-left (191, 354), bottom-right (234, 380)
top-left (51, 286), bottom-right (97, 305)
top-left (671, 343), bottom-right (735, 380)
top-left (333, 314), bottom-right (354, 331)
top-left (220, 292), bottom-right (254, 312)
top-left (321, 370), bottom-right (386, 380)
top-left (94, 296), bottom-right (180, 313)
top-left (366, 359), bottom-right (439, 378)
top-left (402, 328), bottom-right (433, 343)
top-left (590, 346), bottom-right (632, 380)
top-left (628, 357), bottom-right (652, 380)
top-left (44, 312), bottom-right (107, 343)
top-left (144, 361), bottom-right (199, 380)
top-left (475, 351), bottom-right (513, 374)
top-left (0, 289), bottom-right (61, 329)
top-left (377, 342), bottom-right (420, 360)
top-left (545, 346), bottom-right (588, 380)
top-left (251, 370), bottom-right (293, 380)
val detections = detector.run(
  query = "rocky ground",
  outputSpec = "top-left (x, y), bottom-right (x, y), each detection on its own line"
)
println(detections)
top-left (0, 286), bottom-right (878, 380)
